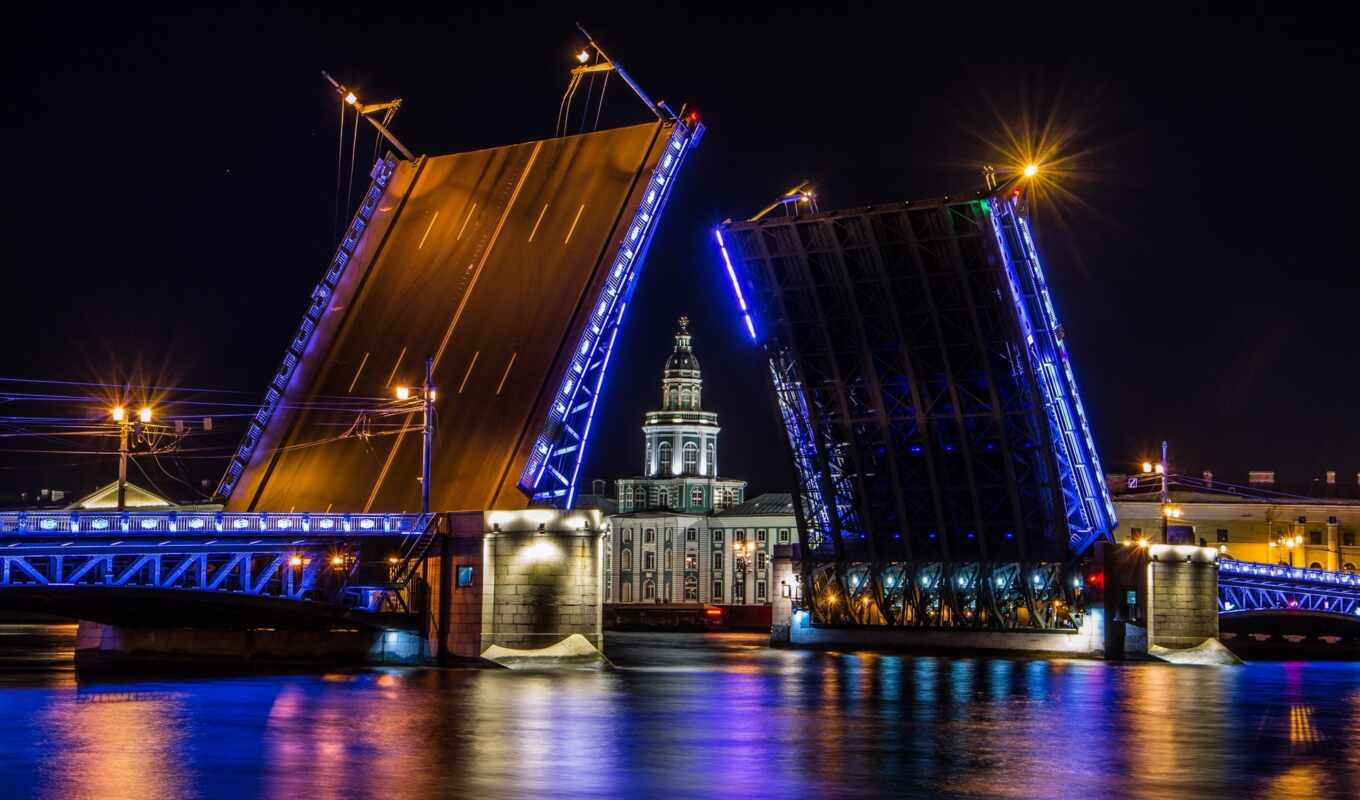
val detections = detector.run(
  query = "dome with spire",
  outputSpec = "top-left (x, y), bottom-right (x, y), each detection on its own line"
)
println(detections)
top-left (663, 315), bottom-right (701, 376)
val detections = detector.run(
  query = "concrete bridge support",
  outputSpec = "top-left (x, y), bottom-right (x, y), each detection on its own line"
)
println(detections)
top-left (427, 509), bottom-right (606, 668)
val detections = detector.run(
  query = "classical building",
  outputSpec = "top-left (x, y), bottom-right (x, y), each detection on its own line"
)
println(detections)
top-left (613, 317), bottom-right (746, 514)
top-left (593, 316), bottom-right (797, 606)
top-left (1109, 470), bottom-right (1360, 571)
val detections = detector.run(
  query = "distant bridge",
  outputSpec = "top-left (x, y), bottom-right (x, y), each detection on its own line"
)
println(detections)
top-left (1219, 559), bottom-right (1360, 620)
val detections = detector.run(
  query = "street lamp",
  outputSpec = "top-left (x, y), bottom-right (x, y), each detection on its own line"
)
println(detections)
top-left (111, 404), bottom-right (152, 511)
top-left (394, 356), bottom-right (436, 516)
top-left (734, 539), bottom-right (755, 604)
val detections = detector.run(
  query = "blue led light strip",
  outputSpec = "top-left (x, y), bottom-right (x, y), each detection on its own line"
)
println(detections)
top-left (987, 197), bottom-right (1116, 553)
top-left (216, 156), bottom-right (400, 501)
top-left (518, 121), bottom-right (704, 507)
top-left (715, 229), bottom-right (757, 340)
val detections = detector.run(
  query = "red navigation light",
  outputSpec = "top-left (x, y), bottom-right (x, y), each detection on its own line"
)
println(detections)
top-left (688, 110), bottom-right (700, 123)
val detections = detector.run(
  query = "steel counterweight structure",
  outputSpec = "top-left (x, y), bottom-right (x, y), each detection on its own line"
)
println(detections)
top-left (219, 117), bottom-right (703, 513)
top-left (718, 191), bottom-right (1116, 629)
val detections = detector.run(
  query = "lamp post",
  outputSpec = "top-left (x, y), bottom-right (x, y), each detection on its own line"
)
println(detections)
top-left (395, 357), bottom-right (436, 517)
top-left (735, 539), bottom-right (754, 605)
top-left (1269, 533), bottom-right (1304, 567)
top-left (111, 405), bottom-right (152, 511)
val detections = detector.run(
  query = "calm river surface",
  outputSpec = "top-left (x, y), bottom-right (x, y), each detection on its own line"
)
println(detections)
top-left (1, 624), bottom-right (1358, 799)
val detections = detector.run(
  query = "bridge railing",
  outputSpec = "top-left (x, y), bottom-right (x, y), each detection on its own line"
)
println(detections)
top-left (0, 510), bottom-right (428, 537)
top-left (1219, 559), bottom-right (1360, 589)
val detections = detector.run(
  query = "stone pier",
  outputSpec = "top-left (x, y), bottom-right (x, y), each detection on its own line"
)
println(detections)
top-left (427, 508), bottom-right (606, 668)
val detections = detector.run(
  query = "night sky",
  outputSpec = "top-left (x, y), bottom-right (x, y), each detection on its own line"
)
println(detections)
top-left (4, 4), bottom-right (1357, 503)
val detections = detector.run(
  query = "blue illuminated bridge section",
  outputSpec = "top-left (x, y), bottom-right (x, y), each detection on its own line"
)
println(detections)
top-left (0, 510), bottom-right (424, 537)
top-left (1219, 559), bottom-right (1360, 619)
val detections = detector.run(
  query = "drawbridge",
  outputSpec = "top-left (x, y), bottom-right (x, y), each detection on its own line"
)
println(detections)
top-left (219, 117), bottom-right (702, 514)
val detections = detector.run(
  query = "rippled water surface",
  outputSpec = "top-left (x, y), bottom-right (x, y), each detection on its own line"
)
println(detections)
top-left (1, 624), bottom-right (1358, 799)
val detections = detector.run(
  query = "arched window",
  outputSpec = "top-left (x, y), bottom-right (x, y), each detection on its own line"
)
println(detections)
top-left (621, 550), bottom-right (632, 571)
top-left (643, 580), bottom-right (655, 600)
top-left (1309, 562), bottom-right (1323, 570)
top-left (658, 441), bottom-right (672, 474)
top-left (680, 386), bottom-right (692, 409)
top-left (668, 386), bottom-right (679, 408)
top-left (1345, 563), bottom-right (1356, 572)
top-left (622, 582), bottom-right (632, 602)
top-left (683, 442), bottom-right (698, 474)
top-left (645, 442), bottom-right (653, 475)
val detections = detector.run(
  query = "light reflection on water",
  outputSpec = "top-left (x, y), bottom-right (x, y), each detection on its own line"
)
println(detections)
top-left (0, 626), bottom-right (1358, 799)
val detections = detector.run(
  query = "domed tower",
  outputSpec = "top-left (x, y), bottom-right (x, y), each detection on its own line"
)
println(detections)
top-left (644, 316), bottom-right (719, 478)
top-left (614, 317), bottom-right (745, 514)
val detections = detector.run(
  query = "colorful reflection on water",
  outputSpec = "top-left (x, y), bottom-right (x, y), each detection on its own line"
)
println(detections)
top-left (1, 626), bottom-right (1358, 799)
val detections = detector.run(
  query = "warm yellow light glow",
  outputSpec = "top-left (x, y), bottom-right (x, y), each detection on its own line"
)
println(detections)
top-left (1154, 464), bottom-right (1165, 474)
top-left (1136, 538), bottom-right (1149, 549)
top-left (1141, 461), bottom-right (1152, 473)
top-left (138, 407), bottom-right (152, 423)
top-left (395, 386), bottom-right (411, 400)
top-left (428, 389), bottom-right (437, 401)
top-left (387, 556), bottom-right (399, 564)
top-left (576, 49), bottom-right (590, 63)
top-left (1218, 545), bottom-right (1227, 553)
top-left (330, 555), bottom-right (344, 567)
top-left (344, 92), bottom-right (357, 105)
top-left (289, 555), bottom-right (303, 567)
top-left (1023, 163), bottom-right (1039, 178)
top-left (1269, 541), bottom-right (1277, 548)
top-left (111, 406), bottom-right (125, 422)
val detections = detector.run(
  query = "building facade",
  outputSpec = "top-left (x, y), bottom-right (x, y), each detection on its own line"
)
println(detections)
top-left (596, 317), bottom-right (797, 606)
top-left (1109, 471), bottom-right (1360, 572)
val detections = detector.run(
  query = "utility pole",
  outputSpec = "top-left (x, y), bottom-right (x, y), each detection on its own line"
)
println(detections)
top-left (1159, 440), bottom-right (1170, 544)
top-left (422, 356), bottom-right (434, 517)
top-left (111, 406), bottom-right (151, 511)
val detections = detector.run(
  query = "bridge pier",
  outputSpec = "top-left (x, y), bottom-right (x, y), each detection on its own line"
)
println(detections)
top-left (426, 509), bottom-right (606, 669)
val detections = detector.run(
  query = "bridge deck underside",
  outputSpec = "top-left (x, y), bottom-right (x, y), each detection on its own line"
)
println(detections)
top-left (229, 122), bottom-right (667, 513)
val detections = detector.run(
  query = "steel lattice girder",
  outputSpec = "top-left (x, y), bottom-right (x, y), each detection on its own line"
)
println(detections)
top-left (1219, 564), bottom-right (1360, 619)
top-left (718, 192), bottom-right (1114, 629)
top-left (0, 546), bottom-right (336, 600)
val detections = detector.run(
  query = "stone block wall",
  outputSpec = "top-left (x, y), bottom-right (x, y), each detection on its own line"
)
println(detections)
top-left (485, 531), bottom-right (601, 651)
top-left (1147, 545), bottom-right (1219, 649)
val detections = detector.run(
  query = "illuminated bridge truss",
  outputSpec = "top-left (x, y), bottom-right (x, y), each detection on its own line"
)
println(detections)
top-left (0, 510), bottom-right (430, 609)
top-left (718, 192), bottom-right (1114, 630)
top-left (1219, 560), bottom-right (1360, 620)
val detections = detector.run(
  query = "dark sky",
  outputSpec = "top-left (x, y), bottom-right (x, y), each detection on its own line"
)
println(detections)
top-left (3, 3), bottom-right (1357, 502)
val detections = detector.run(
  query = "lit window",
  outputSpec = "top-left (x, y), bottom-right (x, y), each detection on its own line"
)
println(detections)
top-left (683, 443), bottom-right (699, 474)
top-left (685, 553), bottom-right (697, 570)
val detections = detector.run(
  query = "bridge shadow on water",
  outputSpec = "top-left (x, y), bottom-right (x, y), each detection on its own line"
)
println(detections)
top-left (1, 626), bottom-right (1359, 799)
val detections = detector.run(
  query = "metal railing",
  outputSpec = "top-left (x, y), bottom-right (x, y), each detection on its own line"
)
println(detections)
top-left (1219, 559), bottom-right (1360, 589)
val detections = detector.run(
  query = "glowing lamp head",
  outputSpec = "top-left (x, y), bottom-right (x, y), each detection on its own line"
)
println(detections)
top-left (1141, 461), bottom-right (1153, 473)
top-left (1022, 163), bottom-right (1039, 178)
top-left (289, 555), bottom-right (303, 567)
top-left (330, 555), bottom-right (344, 567)
top-left (111, 406), bottom-right (125, 422)
top-left (576, 49), bottom-right (590, 64)
top-left (344, 92), bottom-right (357, 105)
top-left (388, 556), bottom-right (399, 564)
top-left (395, 386), bottom-right (411, 400)
top-left (138, 407), bottom-right (152, 423)
top-left (1154, 464), bottom-right (1165, 474)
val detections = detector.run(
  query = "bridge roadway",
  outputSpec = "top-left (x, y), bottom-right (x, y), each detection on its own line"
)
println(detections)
top-left (230, 121), bottom-right (672, 514)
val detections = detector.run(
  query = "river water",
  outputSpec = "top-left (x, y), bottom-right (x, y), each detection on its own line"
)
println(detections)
top-left (1, 625), bottom-right (1357, 799)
